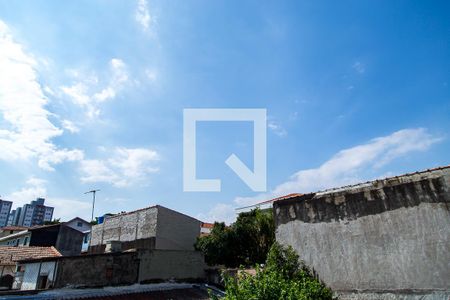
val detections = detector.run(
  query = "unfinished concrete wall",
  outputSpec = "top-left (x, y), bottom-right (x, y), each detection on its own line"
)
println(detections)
top-left (89, 205), bottom-right (200, 253)
top-left (89, 206), bottom-right (158, 253)
top-left (54, 252), bottom-right (139, 288)
top-left (274, 167), bottom-right (450, 299)
top-left (156, 206), bottom-right (201, 250)
top-left (138, 250), bottom-right (206, 282)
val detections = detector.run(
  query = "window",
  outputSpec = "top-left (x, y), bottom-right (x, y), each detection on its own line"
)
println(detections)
top-left (23, 237), bottom-right (28, 245)
top-left (77, 222), bottom-right (83, 227)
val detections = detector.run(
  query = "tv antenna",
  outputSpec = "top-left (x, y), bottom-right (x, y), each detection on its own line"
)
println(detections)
top-left (84, 189), bottom-right (100, 222)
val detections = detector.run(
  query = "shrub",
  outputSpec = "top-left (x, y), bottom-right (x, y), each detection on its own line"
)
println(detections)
top-left (216, 243), bottom-right (333, 300)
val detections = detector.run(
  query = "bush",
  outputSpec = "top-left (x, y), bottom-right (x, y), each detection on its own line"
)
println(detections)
top-left (216, 243), bottom-right (333, 300)
top-left (195, 209), bottom-right (275, 267)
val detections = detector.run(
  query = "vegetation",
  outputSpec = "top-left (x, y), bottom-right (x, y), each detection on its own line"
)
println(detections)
top-left (43, 218), bottom-right (61, 225)
top-left (216, 243), bottom-right (333, 300)
top-left (195, 209), bottom-right (275, 267)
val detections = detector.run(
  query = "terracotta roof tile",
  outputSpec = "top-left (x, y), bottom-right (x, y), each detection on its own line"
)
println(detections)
top-left (0, 246), bottom-right (62, 266)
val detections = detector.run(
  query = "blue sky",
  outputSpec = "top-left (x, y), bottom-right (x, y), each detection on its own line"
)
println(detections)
top-left (0, 0), bottom-right (449, 223)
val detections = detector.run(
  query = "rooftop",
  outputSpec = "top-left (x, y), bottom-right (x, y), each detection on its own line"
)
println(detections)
top-left (0, 246), bottom-right (61, 266)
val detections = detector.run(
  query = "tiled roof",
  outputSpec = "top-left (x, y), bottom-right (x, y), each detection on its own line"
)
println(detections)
top-left (201, 222), bottom-right (214, 228)
top-left (1, 226), bottom-right (28, 231)
top-left (0, 246), bottom-right (62, 266)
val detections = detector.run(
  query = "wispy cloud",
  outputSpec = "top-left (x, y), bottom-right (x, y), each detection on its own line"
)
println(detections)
top-left (352, 61), bottom-right (365, 74)
top-left (0, 20), bottom-right (84, 171)
top-left (80, 147), bottom-right (160, 187)
top-left (62, 120), bottom-right (80, 133)
top-left (268, 120), bottom-right (287, 137)
top-left (60, 58), bottom-right (129, 118)
top-left (234, 128), bottom-right (442, 207)
top-left (135, 0), bottom-right (155, 35)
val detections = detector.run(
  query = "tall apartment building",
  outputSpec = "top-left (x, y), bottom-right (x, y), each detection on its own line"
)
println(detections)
top-left (9, 198), bottom-right (54, 227)
top-left (0, 199), bottom-right (13, 228)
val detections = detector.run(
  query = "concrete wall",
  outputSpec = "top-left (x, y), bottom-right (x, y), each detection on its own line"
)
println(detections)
top-left (89, 205), bottom-right (200, 253)
top-left (89, 206), bottom-right (158, 253)
top-left (55, 225), bottom-right (84, 256)
top-left (156, 206), bottom-right (201, 250)
top-left (274, 167), bottom-right (450, 299)
top-left (54, 252), bottom-right (139, 288)
top-left (138, 250), bottom-right (206, 282)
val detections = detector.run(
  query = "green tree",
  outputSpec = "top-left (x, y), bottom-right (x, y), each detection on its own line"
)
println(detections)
top-left (216, 243), bottom-right (333, 300)
top-left (195, 209), bottom-right (275, 267)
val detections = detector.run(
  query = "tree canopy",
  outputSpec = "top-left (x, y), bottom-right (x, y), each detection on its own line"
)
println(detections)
top-left (195, 209), bottom-right (275, 267)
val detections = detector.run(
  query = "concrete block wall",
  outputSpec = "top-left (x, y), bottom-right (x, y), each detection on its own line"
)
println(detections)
top-left (54, 252), bottom-right (139, 288)
top-left (138, 250), bottom-right (206, 282)
top-left (89, 205), bottom-right (199, 253)
top-left (274, 167), bottom-right (450, 299)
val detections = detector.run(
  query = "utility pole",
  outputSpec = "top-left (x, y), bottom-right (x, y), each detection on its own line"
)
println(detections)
top-left (85, 189), bottom-right (100, 222)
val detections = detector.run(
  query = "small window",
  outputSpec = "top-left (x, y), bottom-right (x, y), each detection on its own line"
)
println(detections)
top-left (77, 222), bottom-right (83, 227)
top-left (23, 237), bottom-right (29, 245)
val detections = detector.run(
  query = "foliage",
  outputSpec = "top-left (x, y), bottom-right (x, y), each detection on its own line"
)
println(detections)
top-left (195, 209), bottom-right (275, 267)
top-left (216, 243), bottom-right (333, 300)
top-left (43, 218), bottom-right (61, 225)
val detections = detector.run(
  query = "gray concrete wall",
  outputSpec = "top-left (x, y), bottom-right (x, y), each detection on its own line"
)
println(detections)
top-left (55, 225), bottom-right (84, 256)
top-left (155, 206), bottom-right (201, 251)
top-left (89, 205), bottom-right (200, 253)
top-left (54, 252), bottom-right (139, 288)
top-left (274, 167), bottom-right (450, 299)
top-left (138, 250), bottom-right (206, 282)
top-left (89, 206), bottom-right (158, 253)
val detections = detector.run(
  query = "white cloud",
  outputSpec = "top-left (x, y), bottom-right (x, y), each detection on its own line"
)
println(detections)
top-left (80, 147), bottom-right (160, 187)
top-left (197, 203), bottom-right (236, 225)
top-left (6, 177), bottom-right (91, 221)
top-left (235, 128), bottom-right (442, 207)
top-left (135, 0), bottom-right (154, 34)
top-left (268, 120), bottom-right (287, 137)
top-left (352, 61), bottom-right (365, 74)
top-left (62, 120), bottom-right (80, 133)
top-left (145, 68), bottom-right (157, 82)
top-left (0, 20), bottom-right (84, 171)
top-left (60, 58), bottom-right (129, 118)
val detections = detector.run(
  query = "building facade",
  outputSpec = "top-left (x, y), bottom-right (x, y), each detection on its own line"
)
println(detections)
top-left (12, 198), bottom-right (54, 227)
top-left (0, 199), bottom-right (13, 228)
top-left (89, 205), bottom-right (201, 253)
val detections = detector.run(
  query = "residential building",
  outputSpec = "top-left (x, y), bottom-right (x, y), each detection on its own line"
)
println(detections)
top-left (0, 246), bottom-right (61, 290)
top-left (6, 208), bottom-right (21, 226)
top-left (0, 224), bottom-right (84, 256)
top-left (200, 222), bottom-right (214, 237)
top-left (0, 230), bottom-right (31, 247)
top-left (89, 205), bottom-right (201, 253)
top-left (15, 198), bottom-right (54, 227)
top-left (0, 226), bottom-right (28, 238)
top-left (63, 217), bottom-right (92, 253)
top-left (0, 199), bottom-right (13, 228)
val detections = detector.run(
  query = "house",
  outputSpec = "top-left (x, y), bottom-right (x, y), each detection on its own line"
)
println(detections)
top-left (0, 224), bottom-right (84, 256)
top-left (28, 224), bottom-right (84, 256)
top-left (0, 230), bottom-right (31, 247)
top-left (64, 217), bottom-right (91, 232)
top-left (63, 217), bottom-right (92, 253)
top-left (200, 222), bottom-right (214, 237)
top-left (0, 246), bottom-right (61, 290)
top-left (89, 205), bottom-right (201, 253)
top-left (0, 226), bottom-right (28, 238)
